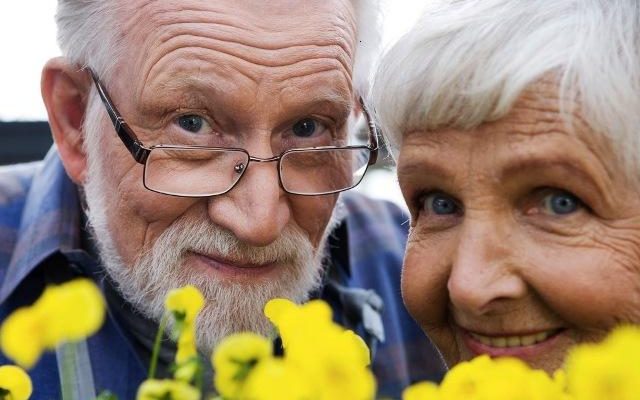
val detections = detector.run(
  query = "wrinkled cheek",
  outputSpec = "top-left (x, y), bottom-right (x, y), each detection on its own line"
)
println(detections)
top-left (402, 247), bottom-right (451, 328)
top-left (402, 240), bottom-right (460, 364)
top-left (290, 195), bottom-right (338, 247)
top-left (104, 173), bottom-right (199, 264)
top-left (531, 249), bottom-right (640, 331)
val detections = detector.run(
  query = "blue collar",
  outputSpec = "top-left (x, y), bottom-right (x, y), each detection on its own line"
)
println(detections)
top-left (0, 148), bottom-right (81, 303)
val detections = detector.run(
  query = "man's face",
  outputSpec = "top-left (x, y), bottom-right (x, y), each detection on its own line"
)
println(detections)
top-left (82, 0), bottom-right (357, 350)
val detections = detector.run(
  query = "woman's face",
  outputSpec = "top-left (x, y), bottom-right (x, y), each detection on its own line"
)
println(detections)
top-left (397, 82), bottom-right (640, 373)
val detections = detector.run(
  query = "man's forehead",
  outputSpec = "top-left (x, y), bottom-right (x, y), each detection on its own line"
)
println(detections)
top-left (118, 0), bottom-right (357, 33)
top-left (107, 0), bottom-right (358, 98)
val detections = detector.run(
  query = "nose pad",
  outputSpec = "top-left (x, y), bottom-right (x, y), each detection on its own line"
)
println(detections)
top-left (207, 158), bottom-right (290, 247)
top-left (447, 221), bottom-right (527, 316)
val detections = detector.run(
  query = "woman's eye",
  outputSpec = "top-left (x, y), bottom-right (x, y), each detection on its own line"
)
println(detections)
top-left (292, 118), bottom-right (324, 138)
top-left (542, 191), bottom-right (581, 215)
top-left (423, 192), bottom-right (461, 215)
top-left (177, 115), bottom-right (205, 133)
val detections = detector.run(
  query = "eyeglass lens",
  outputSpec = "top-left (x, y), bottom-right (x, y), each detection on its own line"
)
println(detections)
top-left (143, 147), bottom-right (371, 196)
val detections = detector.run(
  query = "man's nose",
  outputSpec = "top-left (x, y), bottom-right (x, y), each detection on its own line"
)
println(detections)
top-left (206, 157), bottom-right (290, 247)
top-left (447, 218), bottom-right (527, 316)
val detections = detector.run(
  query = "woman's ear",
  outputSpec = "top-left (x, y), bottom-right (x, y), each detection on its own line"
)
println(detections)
top-left (41, 57), bottom-right (91, 184)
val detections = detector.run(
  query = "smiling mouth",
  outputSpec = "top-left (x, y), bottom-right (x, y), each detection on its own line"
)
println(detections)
top-left (467, 328), bottom-right (564, 348)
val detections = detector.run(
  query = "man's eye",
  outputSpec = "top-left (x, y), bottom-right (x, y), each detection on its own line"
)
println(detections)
top-left (292, 118), bottom-right (320, 138)
top-left (542, 191), bottom-right (581, 215)
top-left (423, 192), bottom-right (461, 215)
top-left (177, 115), bottom-right (205, 133)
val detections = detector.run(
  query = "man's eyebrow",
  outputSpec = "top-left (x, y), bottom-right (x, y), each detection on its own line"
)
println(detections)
top-left (141, 74), bottom-right (354, 123)
top-left (294, 92), bottom-right (352, 118)
top-left (152, 75), bottom-right (222, 93)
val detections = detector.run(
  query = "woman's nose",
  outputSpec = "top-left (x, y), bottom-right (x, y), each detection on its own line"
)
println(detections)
top-left (447, 217), bottom-right (528, 316)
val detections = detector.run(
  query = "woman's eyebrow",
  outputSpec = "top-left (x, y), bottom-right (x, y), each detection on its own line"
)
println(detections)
top-left (500, 157), bottom-right (610, 199)
top-left (397, 156), bottom-right (456, 183)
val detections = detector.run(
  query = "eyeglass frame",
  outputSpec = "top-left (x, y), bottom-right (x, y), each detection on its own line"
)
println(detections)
top-left (86, 67), bottom-right (379, 197)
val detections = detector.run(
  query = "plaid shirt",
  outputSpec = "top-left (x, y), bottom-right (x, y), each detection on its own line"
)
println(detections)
top-left (0, 148), bottom-right (445, 398)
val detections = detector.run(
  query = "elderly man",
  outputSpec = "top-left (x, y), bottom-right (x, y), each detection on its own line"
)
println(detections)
top-left (0, 0), bottom-right (443, 398)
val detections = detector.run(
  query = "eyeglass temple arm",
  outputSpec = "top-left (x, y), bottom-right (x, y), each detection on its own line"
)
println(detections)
top-left (87, 68), bottom-right (150, 164)
top-left (359, 97), bottom-right (379, 165)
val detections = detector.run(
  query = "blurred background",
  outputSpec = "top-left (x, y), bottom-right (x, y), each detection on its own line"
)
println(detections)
top-left (0, 1), bottom-right (427, 207)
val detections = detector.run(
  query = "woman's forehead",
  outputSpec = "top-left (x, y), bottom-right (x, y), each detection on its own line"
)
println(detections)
top-left (398, 84), bottom-right (626, 189)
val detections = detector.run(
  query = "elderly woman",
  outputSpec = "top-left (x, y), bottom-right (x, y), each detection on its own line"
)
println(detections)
top-left (371, 0), bottom-right (640, 374)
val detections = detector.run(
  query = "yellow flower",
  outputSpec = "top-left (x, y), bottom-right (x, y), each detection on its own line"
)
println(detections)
top-left (173, 356), bottom-right (201, 384)
top-left (553, 369), bottom-right (567, 392)
top-left (0, 279), bottom-right (105, 369)
top-left (439, 355), bottom-right (491, 399)
top-left (264, 298), bottom-right (375, 400)
top-left (0, 365), bottom-right (32, 400)
top-left (136, 379), bottom-right (200, 400)
top-left (287, 326), bottom-right (374, 400)
top-left (175, 324), bottom-right (197, 365)
top-left (165, 285), bottom-right (205, 382)
top-left (212, 332), bottom-right (272, 398)
top-left (403, 381), bottom-right (440, 400)
top-left (264, 298), bottom-right (333, 351)
top-left (440, 355), bottom-right (565, 400)
top-left (0, 308), bottom-right (46, 369)
top-left (37, 279), bottom-right (105, 346)
top-left (241, 358), bottom-right (316, 400)
top-left (165, 286), bottom-right (205, 324)
top-left (316, 356), bottom-right (376, 400)
top-left (565, 325), bottom-right (640, 400)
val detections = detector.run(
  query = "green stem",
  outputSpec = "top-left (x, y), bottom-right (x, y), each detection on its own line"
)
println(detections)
top-left (149, 313), bottom-right (169, 379)
top-left (60, 341), bottom-right (77, 400)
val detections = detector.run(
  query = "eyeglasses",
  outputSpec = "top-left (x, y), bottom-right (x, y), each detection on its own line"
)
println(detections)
top-left (87, 68), bottom-right (379, 197)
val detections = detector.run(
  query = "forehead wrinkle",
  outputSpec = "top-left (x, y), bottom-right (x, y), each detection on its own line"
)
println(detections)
top-left (149, 33), bottom-right (353, 75)
top-left (477, 85), bottom-right (623, 187)
top-left (276, 62), bottom-right (352, 96)
top-left (121, 2), bottom-right (355, 84)
top-left (487, 120), bottom-right (620, 191)
top-left (137, 36), bottom-right (354, 100)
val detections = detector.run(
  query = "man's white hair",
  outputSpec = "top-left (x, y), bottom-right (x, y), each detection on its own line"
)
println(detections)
top-left (56, 0), bottom-right (382, 96)
top-left (372, 0), bottom-right (640, 172)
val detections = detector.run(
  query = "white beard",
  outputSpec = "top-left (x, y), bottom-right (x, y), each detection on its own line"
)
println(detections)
top-left (81, 100), bottom-right (341, 354)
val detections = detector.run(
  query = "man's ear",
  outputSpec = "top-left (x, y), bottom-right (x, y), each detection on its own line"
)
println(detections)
top-left (41, 57), bottom-right (91, 184)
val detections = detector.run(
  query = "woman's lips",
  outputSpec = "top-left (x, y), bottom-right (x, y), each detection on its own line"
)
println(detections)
top-left (188, 251), bottom-right (278, 280)
top-left (461, 327), bottom-right (566, 359)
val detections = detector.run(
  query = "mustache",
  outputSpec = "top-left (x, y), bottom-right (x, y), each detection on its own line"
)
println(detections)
top-left (138, 213), bottom-right (314, 268)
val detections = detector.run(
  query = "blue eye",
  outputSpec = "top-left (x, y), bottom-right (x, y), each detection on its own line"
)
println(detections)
top-left (424, 193), bottom-right (460, 215)
top-left (178, 115), bottom-right (204, 133)
top-left (292, 118), bottom-right (317, 137)
top-left (543, 192), bottom-right (580, 215)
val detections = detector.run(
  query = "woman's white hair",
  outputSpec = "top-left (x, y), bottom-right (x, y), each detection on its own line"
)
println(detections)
top-left (55, 0), bottom-right (382, 96)
top-left (372, 0), bottom-right (640, 171)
